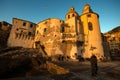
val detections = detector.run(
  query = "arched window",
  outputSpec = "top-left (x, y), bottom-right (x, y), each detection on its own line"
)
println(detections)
top-left (68, 15), bottom-right (70, 19)
top-left (23, 22), bottom-right (26, 26)
top-left (72, 14), bottom-right (75, 17)
top-left (87, 14), bottom-right (91, 17)
top-left (88, 22), bottom-right (93, 31)
top-left (36, 30), bottom-right (39, 34)
top-left (60, 26), bottom-right (64, 33)
top-left (44, 28), bottom-right (46, 32)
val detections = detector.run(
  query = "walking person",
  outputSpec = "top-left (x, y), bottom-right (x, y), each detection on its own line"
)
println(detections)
top-left (90, 54), bottom-right (98, 76)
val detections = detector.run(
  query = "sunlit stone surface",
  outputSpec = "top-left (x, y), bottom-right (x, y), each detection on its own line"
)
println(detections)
top-left (8, 4), bottom-right (104, 60)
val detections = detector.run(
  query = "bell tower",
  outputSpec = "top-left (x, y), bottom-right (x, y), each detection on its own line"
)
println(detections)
top-left (80, 4), bottom-right (104, 60)
top-left (82, 4), bottom-right (93, 14)
top-left (65, 6), bottom-right (79, 20)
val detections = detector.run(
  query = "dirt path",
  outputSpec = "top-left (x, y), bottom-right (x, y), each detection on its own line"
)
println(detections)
top-left (3, 61), bottom-right (120, 80)
top-left (54, 61), bottom-right (120, 80)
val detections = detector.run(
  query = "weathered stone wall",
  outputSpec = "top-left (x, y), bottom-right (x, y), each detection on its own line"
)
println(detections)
top-left (35, 18), bottom-right (63, 56)
top-left (7, 4), bottom-right (105, 60)
top-left (64, 17), bottom-right (79, 59)
top-left (0, 21), bottom-right (11, 31)
top-left (8, 18), bottom-right (36, 48)
top-left (0, 21), bottom-right (11, 49)
top-left (80, 4), bottom-right (104, 60)
top-left (35, 17), bottom-right (84, 60)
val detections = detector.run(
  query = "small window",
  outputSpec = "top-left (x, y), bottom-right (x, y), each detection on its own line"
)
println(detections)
top-left (36, 30), bottom-right (39, 34)
top-left (45, 21), bottom-right (47, 24)
top-left (44, 28), bottom-right (46, 32)
top-left (30, 24), bottom-right (33, 28)
top-left (60, 20), bottom-right (62, 23)
top-left (16, 28), bottom-right (19, 31)
top-left (62, 40), bottom-right (65, 43)
top-left (61, 26), bottom-right (64, 32)
top-left (88, 22), bottom-right (93, 31)
top-left (21, 30), bottom-right (23, 33)
top-left (87, 14), bottom-right (91, 17)
top-left (23, 22), bottom-right (26, 26)
top-left (68, 15), bottom-right (70, 19)
top-left (72, 14), bottom-right (75, 17)
top-left (28, 32), bottom-right (32, 36)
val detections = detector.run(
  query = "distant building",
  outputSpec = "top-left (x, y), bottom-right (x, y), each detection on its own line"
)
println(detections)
top-left (0, 21), bottom-right (11, 49)
top-left (0, 21), bottom-right (11, 31)
top-left (8, 4), bottom-right (104, 60)
top-left (101, 33), bottom-right (110, 60)
top-left (104, 26), bottom-right (120, 58)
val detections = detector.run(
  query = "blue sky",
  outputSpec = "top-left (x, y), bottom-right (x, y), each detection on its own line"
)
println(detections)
top-left (0, 0), bottom-right (120, 33)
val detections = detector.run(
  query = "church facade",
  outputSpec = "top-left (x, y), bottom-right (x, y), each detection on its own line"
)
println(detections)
top-left (8, 4), bottom-right (104, 60)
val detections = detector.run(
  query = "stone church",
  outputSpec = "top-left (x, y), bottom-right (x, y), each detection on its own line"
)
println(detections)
top-left (8, 4), bottom-right (104, 60)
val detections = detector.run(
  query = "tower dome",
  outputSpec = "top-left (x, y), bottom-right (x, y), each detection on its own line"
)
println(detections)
top-left (66, 6), bottom-right (79, 20)
top-left (82, 4), bottom-right (93, 14)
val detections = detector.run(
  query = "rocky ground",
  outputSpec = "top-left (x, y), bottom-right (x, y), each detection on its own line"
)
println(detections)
top-left (0, 47), bottom-right (120, 80)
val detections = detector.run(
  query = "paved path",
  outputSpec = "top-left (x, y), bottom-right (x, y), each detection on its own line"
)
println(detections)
top-left (55, 61), bottom-right (120, 80)
top-left (3, 61), bottom-right (120, 80)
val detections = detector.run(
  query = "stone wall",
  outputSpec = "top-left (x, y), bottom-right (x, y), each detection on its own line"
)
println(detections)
top-left (7, 4), bottom-right (105, 60)
top-left (0, 21), bottom-right (11, 49)
top-left (8, 18), bottom-right (36, 48)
